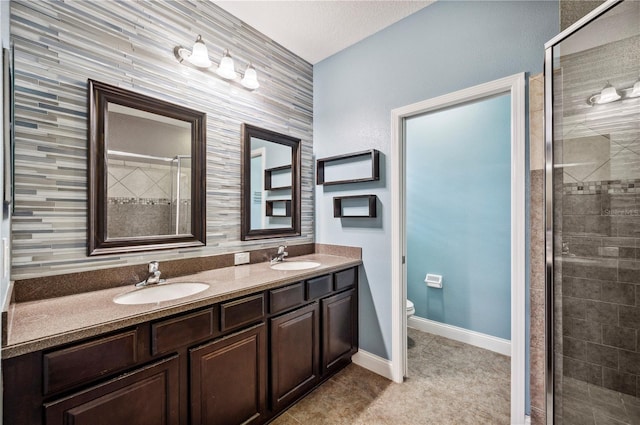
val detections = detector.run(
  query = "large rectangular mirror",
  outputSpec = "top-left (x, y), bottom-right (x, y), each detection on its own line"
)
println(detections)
top-left (241, 124), bottom-right (301, 240)
top-left (88, 80), bottom-right (206, 255)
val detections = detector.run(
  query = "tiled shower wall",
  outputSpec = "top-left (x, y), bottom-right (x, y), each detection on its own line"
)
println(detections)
top-left (529, 3), bottom-right (607, 424)
top-left (106, 157), bottom-right (191, 237)
top-left (561, 184), bottom-right (640, 396)
top-left (10, 0), bottom-right (314, 279)
top-left (555, 31), bottom-right (640, 398)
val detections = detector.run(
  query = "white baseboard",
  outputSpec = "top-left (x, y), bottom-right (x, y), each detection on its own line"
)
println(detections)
top-left (408, 316), bottom-right (511, 357)
top-left (352, 349), bottom-right (394, 381)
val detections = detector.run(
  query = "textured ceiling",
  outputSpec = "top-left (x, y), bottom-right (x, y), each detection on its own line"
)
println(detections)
top-left (213, 1), bottom-right (435, 64)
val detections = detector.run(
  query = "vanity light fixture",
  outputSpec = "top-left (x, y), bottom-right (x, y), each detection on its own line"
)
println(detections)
top-left (175, 35), bottom-right (212, 68)
top-left (216, 49), bottom-right (237, 80)
top-left (588, 79), bottom-right (640, 105)
top-left (174, 35), bottom-right (260, 90)
top-left (241, 63), bottom-right (260, 90)
top-left (590, 82), bottom-right (621, 105)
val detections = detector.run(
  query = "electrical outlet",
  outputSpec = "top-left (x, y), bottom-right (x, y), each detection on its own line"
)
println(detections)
top-left (234, 252), bottom-right (250, 266)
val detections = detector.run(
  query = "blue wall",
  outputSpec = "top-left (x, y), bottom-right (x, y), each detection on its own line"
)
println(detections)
top-left (314, 0), bottom-right (558, 414)
top-left (314, 0), bottom-right (557, 359)
top-left (406, 94), bottom-right (511, 339)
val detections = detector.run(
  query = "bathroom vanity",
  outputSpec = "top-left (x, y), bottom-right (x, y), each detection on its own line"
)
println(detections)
top-left (2, 254), bottom-right (360, 425)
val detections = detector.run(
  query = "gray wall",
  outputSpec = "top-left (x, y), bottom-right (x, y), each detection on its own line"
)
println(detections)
top-left (560, 0), bottom-right (605, 31)
top-left (10, 0), bottom-right (314, 279)
top-left (108, 112), bottom-right (191, 158)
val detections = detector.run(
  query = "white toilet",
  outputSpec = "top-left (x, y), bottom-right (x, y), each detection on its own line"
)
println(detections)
top-left (406, 299), bottom-right (415, 318)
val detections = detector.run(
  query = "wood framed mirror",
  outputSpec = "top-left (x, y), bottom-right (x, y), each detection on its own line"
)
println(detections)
top-left (88, 80), bottom-right (206, 255)
top-left (241, 124), bottom-right (301, 240)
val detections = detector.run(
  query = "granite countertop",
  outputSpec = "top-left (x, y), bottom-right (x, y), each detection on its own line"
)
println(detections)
top-left (2, 254), bottom-right (361, 359)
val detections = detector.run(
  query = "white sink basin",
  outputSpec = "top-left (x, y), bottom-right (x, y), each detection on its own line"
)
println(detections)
top-left (270, 261), bottom-right (321, 271)
top-left (114, 282), bottom-right (209, 305)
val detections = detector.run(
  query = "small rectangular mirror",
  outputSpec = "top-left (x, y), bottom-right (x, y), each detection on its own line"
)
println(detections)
top-left (88, 80), bottom-right (206, 255)
top-left (241, 124), bottom-right (301, 240)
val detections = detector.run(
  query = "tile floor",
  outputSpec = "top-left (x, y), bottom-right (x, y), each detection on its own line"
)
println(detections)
top-left (559, 376), bottom-right (640, 425)
top-left (272, 327), bottom-right (511, 424)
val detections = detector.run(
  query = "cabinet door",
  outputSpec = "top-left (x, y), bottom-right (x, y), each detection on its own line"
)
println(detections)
top-left (270, 302), bottom-right (320, 411)
top-left (44, 355), bottom-right (179, 425)
top-left (321, 289), bottom-right (357, 374)
top-left (190, 323), bottom-right (267, 425)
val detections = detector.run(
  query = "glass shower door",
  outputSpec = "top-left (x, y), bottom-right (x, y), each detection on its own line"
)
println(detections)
top-left (546, 1), bottom-right (640, 424)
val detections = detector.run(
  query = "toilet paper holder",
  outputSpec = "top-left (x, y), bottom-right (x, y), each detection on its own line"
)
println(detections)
top-left (425, 274), bottom-right (443, 288)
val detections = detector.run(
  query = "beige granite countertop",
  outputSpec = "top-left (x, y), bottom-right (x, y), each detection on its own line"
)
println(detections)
top-left (3, 254), bottom-right (361, 359)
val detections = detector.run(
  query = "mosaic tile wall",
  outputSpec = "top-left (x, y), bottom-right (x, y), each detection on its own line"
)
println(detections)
top-left (10, 0), bottom-right (314, 279)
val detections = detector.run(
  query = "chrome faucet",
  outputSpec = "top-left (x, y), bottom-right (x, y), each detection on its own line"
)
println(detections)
top-left (136, 261), bottom-right (165, 287)
top-left (270, 244), bottom-right (288, 265)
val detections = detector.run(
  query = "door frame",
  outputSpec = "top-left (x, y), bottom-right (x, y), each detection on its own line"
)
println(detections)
top-left (251, 147), bottom-right (267, 228)
top-left (390, 73), bottom-right (526, 424)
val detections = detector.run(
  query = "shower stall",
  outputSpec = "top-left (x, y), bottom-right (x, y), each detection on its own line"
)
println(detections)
top-left (106, 150), bottom-right (192, 238)
top-left (545, 1), bottom-right (640, 424)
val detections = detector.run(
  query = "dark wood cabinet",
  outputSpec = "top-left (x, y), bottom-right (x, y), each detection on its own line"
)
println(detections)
top-left (44, 355), bottom-right (179, 425)
top-left (151, 307), bottom-right (216, 356)
top-left (190, 323), bottom-right (267, 425)
top-left (270, 302), bottom-right (320, 411)
top-left (3, 266), bottom-right (359, 425)
top-left (43, 329), bottom-right (139, 395)
top-left (322, 289), bottom-right (358, 374)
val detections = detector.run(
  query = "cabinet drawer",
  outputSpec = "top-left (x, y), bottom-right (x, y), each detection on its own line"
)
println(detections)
top-left (220, 293), bottom-right (265, 332)
top-left (44, 355), bottom-right (179, 425)
top-left (334, 267), bottom-right (357, 291)
top-left (306, 274), bottom-right (332, 300)
top-left (44, 329), bottom-right (139, 395)
top-left (151, 307), bottom-right (215, 355)
top-left (269, 282), bottom-right (305, 314)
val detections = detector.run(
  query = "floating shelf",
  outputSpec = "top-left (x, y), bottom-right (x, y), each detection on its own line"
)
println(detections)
top-left (265, 165), bottom-right (292, 190)
top-left (266, 200), bottom-right (292, 217)
top-left (333, 195), bottom-right (377, 218)
top-left (317, 149), bottom-right (380, 186)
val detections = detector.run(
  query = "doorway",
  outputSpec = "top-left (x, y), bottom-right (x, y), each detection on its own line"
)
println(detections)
top-left (390, 73), bottom-right (526, 424)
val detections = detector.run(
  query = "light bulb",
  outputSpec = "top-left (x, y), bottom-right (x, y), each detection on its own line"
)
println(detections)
top-left (186, 35), bottom-right (212, 68)
top-left (241, 64), bottom-right (260, 90)
top-left (596, 82), bottom-right (621, 104)
top-left (216, 50), bottom-right (237, 80)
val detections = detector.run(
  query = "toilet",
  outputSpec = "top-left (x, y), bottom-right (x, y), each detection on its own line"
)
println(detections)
top-left (406, 299), bottom-right (415, 318)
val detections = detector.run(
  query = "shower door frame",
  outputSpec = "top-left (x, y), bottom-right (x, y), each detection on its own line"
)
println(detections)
top-left (544, 1), bottom-right (625, 424)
